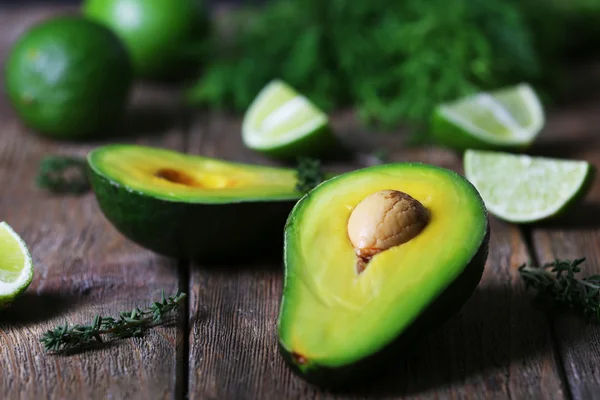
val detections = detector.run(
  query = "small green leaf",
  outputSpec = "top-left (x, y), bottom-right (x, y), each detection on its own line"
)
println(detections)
top-left (40, 290), bottom-right (186, 353)
top-left (36, 155), bottom-right (90, 195)
top-left (295, 157), bottom-right (325, 194)
top-left (519, 258), bottom-right (600, 322)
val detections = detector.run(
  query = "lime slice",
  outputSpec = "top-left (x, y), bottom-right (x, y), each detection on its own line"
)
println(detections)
top-left (464, 150), bottom-right (594, 223)
top-left (0, 222), bottom-right (34, 308)
top-left (242, 80), bottom-right (336, 160)
top-left (431, 84), bottom-right (545, 151)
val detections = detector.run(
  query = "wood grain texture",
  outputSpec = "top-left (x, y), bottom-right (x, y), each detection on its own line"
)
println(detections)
top-left (186, 112), bottom-right (567, 399)
top-left (3, 4), bottom-right (600, 400)
top-left (0, 7), bottom-right (187, 400)
top-left (530, 97), bottom-right (600, 400)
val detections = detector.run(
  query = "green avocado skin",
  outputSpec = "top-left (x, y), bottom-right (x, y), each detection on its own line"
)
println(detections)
top-left (279, 220), bottom-right (490, 389)
top-left (88, 166), bottom-right (298, 262)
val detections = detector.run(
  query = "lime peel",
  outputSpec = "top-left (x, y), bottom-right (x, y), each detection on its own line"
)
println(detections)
top-left (432, 83), bottom-right (545, 151)
top-left (0, 221), bottom-right (34, 307)
top-left (242, 79), bottom-right (333, 159)
top-left (464, 150), bottom-right (593, 223)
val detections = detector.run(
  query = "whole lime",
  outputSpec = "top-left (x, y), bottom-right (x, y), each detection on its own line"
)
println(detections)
top-left (4, 16), bottom-right (133, 140)
top-left (83, 0), bottom-right (209, 79)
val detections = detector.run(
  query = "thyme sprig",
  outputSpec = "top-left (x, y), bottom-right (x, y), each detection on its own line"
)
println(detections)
top-left (519, 258), bottom-right (600, 320)
top-left (36, 155), bottom-right (90, 195)
top-left (295, 157), bottom-right (325, 194)
top-left (41, 290), bottom-right (187, 353)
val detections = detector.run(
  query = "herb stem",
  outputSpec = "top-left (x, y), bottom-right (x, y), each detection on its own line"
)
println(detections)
top-left (519, 258), bottom-right (600, 321)
top-left (41, 290), bottom-right (186, 353)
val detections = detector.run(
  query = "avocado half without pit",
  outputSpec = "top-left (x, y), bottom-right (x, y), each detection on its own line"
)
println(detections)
top-left (277, 163), bottom-right (490, 386)
top-left (87, 144), bottom-right (306, 262)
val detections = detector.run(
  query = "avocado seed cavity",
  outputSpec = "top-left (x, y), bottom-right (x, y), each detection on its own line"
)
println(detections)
top-left (347, 189), bottom-right (429, 274)
top-left (155, 168), bottom-right (198, 187)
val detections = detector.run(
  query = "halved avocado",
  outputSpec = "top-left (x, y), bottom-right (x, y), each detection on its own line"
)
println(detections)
top-left (277, 163), bottom-right (489, 386)
top-left (87, 144), bottom-right (305, 261)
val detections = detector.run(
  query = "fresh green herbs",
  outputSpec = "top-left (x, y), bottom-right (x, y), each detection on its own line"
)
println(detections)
top-left (519, 258), bottom-right (600, 320)
top-left (41, 290), bottom-right (186, 353)
top-left (36, 155), bottom-right (90, 195)
top-left (186, 0), bottom-right (542, 131)
top-left (295, 157), bottom-right (325, 194)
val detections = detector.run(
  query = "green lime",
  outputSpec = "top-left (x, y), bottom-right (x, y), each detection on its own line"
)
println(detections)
top-left (4, 16), bottom-right (132, 140)
top-left (431, 84), bottom-right (545, 151)
top-left (242, 80), bottom-right (337, 160)
top-left (83, 0), bottom-right (209, 79)
top-left (0, 222), bottom-right (34, 309)
top-left (464, 149), bottom-right (594, 223)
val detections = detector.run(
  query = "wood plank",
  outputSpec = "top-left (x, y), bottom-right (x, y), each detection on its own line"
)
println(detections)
top-left (0, 7), bottom-right (187, 399)
top-left (530, 97), bottom-right (600, 400)
top-left (186, 112), bottom-right (566, 399)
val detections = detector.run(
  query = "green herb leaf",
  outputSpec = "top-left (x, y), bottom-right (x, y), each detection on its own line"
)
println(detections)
top-left (518, 258), bottom-right (600, 321)
top-left (36, 155), bottom-right (90, 195)
top-left (41, 290), bottom-right (187, 353)
top-left (186, 0), bottom-right (544, 133)
top-left (295, 157), bottom-right (325, 194)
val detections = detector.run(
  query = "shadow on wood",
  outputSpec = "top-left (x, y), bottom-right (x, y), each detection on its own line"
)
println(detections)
top-left (190, 258), bottom-right (283, 273)
top-left (532, 202), bottom-right (600, 230)
top-left (286, 283), bottom-right (579, 397)
top-left (17, 104), bottom-right (182, 144)
top-left (0, 291), bottom-right (75, 325)
top-left (116, 104), bottom-right (180, 139)
top-left (528, 135), bottom-right (600, 159)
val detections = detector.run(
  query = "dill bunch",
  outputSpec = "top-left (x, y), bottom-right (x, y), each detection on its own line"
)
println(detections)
top-left (186, 0), bottom-right (541, 131)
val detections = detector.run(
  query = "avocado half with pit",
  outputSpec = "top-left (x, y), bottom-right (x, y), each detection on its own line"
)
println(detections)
top-left (87, 144), bottom-right (306, 261)
top-left (278, 163), bottom-right (490, 386)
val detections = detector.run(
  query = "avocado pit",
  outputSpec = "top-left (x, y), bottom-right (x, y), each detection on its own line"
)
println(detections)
top-left (347, 189), bottom-right (429, 274)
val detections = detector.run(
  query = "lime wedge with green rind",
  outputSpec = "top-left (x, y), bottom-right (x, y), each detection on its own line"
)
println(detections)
top-left (242, 80), bottom-right (338, 160)
top-left (464, 150), bottom-right (594, 223)
top-left (0, 221), bottom-right (34, 309)
top-left (431, 84), bottom-right (545, 151)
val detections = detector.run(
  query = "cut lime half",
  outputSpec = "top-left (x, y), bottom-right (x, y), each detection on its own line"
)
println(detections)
top-left (464, 150), bottom-right (594, 223)
top-left (431, 84), bottom-right (545, 151)
top-left (242, 80), bottom-right (335, 160)
top-left (0, 221), bottom-right (34, 308)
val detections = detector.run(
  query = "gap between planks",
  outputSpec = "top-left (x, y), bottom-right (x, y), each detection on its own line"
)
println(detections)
top-left (520, 225), bottom-right (574, 400)
top-left (176, 105), bottom-right (195, 400)
top-left (177, 258), bottom-right (191, 400)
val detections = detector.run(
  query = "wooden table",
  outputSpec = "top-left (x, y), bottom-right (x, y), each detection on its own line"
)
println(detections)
top-left (2, 6), bottom-right (600, 400)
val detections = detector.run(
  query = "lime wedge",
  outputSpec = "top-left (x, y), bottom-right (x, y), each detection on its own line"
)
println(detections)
top-left (242, 80), bottom-right (336, 160)
top-left (464, 150), bottom-right (594, 223)
top-left (431, 84), bottom-right (545, 151)
top-left (0, 221), bottom-right (34, 308)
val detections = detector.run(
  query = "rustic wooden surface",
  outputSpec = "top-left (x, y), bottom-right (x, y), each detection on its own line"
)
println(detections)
top-left (0, 7), bottom-right (187, 400)
top-left (1, 5), bottom-right (600, 400)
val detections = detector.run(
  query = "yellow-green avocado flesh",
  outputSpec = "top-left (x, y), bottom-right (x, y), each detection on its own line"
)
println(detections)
top-left (87, 144), bottom-right (304, 261)
top-left (277, 163), bottom-right (489, 386)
